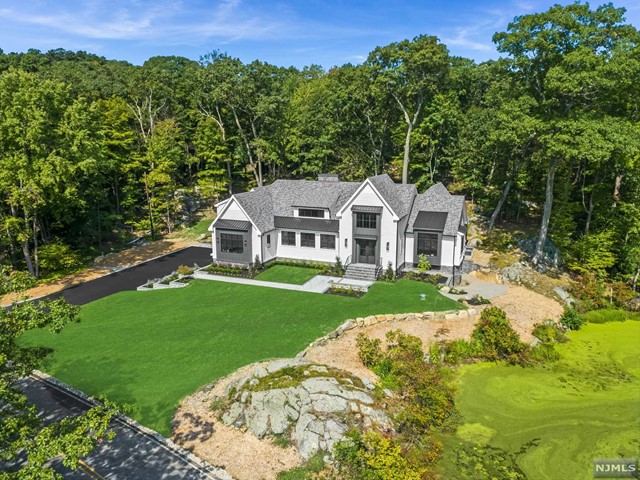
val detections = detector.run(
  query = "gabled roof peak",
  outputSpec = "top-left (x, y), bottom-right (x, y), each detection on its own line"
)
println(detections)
top-left (424, 182), bottom-right (451, 197)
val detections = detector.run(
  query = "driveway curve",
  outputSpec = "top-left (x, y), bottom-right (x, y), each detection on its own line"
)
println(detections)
top-left (46, 246), bottom-right (212, 306)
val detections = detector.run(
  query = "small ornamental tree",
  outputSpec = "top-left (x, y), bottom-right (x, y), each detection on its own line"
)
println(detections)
top-left (417, 254), bottom-right (431, 275)
top-left (472, 307), bottom-right (528, 364)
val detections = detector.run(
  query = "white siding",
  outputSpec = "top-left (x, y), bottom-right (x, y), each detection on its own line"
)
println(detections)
top-left (440, 236), bottom-right (455, 267)
top-left (455, 232), bottom-right (465, 266)
top-left (277, 231), bottom-right (339, 263)
top-left (222, 199), bottom-right (251, 221)
top-left (396, 215), bottom-right (408, 269)
top-left (338, 182), bottom-right (398, 268)
top-left (263, 230), bottom-right (278, 262)
top-left (252, 229), bottom-right (261, 263)
top-left (404, 234), bottom-right (414, 266)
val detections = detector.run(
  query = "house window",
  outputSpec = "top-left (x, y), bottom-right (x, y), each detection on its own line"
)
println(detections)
top-left (301, 233), bottom-right (316, 248)
top-left (298, 208), bottom-right (324, 218)
top-left (356, 213), bottom-right (377, 229)
top-left (282, 231), bottom-right (296, 246)
top-left (320, 234), bottom-right (335, 249)
top-left (266, 234), bottom-right (271, 247)
top-left (417, 232), bottom-right (439, 257)
top-left (220, 233), bottom-right (244, 254)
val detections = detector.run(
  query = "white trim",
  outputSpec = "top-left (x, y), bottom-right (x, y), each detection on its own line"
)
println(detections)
top-left (210, 196), bottom-right (261, 234)
top-left (336, 178), bottom-right (399, 221)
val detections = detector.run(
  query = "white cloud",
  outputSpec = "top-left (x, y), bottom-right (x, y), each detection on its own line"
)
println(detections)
top-left (0, 0), bottom-right (286, 43)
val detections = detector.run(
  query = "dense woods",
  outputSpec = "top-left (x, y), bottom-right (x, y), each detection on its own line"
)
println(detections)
top-left (0, 3), bottom-right (638, 288)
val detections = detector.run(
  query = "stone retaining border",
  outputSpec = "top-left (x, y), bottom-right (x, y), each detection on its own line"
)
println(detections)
top-left (30, 370), bottom-right (233, 480)
top-left (297, 308), bottom-right (478, 357)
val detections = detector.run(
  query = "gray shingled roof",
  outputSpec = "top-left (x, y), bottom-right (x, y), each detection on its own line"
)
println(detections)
top-left (223, 177), bottom-right (462, 236)
top-left (406, 183), bottom-right (465, 236)
top-left (367, 174), bottom-right (416, 218)
top-left (230, 180), bottom-right (359, 233)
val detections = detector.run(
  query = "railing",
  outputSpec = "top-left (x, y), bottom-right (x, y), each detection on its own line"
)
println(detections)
top-left (345, 255), bottom-right (352, 268)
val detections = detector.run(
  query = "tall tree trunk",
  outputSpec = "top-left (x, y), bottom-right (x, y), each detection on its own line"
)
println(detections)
top-left (402, 123), bottom-right (414, 184)
top-left (394, 95), bottom-right (422, 184)
top-left (32, 215), bottom-right (39, 279)
top-left (584, 190), bottom-right (595, 235)
top-left (612, 172), bottom-right (623, 207)
top-left (22, 239), bottom-right (34, 277)
top-left (532, 157), bottom-right (558, 266)
top-left (633, 263), bottom-right (639, 292)
top-left (488, 155), bottom-right (527, 233)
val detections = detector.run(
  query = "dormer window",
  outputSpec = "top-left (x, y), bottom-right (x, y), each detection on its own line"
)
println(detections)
top-left (298, 208), bottom-right (324, 218)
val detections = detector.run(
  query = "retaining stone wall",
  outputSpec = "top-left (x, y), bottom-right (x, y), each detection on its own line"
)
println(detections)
top-left (297, 308), bottom-right (477, 357)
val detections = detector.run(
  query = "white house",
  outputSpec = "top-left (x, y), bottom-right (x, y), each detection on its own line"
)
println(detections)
top-left (209, 174), bottom-right (467, 280)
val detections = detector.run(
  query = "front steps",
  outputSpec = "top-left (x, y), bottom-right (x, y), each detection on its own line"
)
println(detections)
top-left (345, 263), bottom-right (379, 281)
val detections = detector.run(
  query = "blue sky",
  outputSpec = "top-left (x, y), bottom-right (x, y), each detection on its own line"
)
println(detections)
top-left (0, 0), bottom-right (638, 68)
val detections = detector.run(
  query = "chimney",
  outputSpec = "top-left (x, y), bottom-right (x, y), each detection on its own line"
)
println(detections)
top-left (317, 173), bottom-right (340, 183)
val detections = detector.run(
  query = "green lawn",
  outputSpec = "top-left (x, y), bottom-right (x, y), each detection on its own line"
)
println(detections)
top-left (23, 279), bottom-right (460, 436)
top-left (254, 265), bottom-right (321, 284)
top-left (439, 321), bottom-right (640, 480)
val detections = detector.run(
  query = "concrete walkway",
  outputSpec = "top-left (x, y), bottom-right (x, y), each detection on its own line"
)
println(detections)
top-left (192, 271), bottom-right (372, 293)
top-left (442, 273), bottom-right (508, 301)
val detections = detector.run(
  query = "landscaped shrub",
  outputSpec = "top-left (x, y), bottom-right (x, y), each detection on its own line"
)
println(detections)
top-left (333, 431), bottom-right (423, 480)
top-left (176, 264), bottom-right (194, 276)
top-left (354, 330), bottom-right (456, 473)
top-left (355, 334), bottom-right (383, 368)
top-left (442, 339), bottom-right (480, 364)
top-left (326, 285), bottom-right (365, 297)
top-left (532, 320), bottom-right (568, 344)
top-left (205, 263), bottom-right (255, 278)
top-left (472, 307), bottom-right (529, 365)
top-left (559, 306), bottom-right (583, 330)
top-left (417, 254), bottom-right (431, 274)
top-left (467, 294), bottom-right (491, 305)
top-left (332, 256), bottom-right (345, 277)
top-left (383, 261), bottom-right (396, 282)
top-left (403, 271), bottom-right (447, 285)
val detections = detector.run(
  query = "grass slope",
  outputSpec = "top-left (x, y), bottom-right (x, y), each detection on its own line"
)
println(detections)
top-left (254, 265), bottom-right (321, 285)
top-left (440, 321), bottom-right (640, 480)
top-left (23, 279), bottom-right (460, 436)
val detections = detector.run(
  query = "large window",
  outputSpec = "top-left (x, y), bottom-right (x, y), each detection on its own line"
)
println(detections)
top-left (417, 232), bottom-right (439, 257)
top-left (356, 213), bottom-right (377, 229)
top-left (320, 234), bottom-right (335, 249)
top-left (301, 232), bottom-right (316, 248)
top-left (298, 208), bottom-right (324, 218)
top-left (282, 231), bottom-right (296, 246)
top-left (220, 233), bottom-right (244, 254)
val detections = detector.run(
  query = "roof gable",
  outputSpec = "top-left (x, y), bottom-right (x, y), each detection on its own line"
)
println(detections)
top-left (407, 183), bottom-right (465, 236)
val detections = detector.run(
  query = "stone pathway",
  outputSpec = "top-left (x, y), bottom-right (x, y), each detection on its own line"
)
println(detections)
top-left (192, 272), bottom-right (373, 294)
top-left (442, 273), bottom-right (508, 301)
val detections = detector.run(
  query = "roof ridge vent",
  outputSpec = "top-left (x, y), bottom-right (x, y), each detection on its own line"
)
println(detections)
top-left (317, 173), bottom-right (339, 182)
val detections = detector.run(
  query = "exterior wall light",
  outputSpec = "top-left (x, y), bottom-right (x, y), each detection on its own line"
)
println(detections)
top-left (386, 242), bottom-right (390, 252)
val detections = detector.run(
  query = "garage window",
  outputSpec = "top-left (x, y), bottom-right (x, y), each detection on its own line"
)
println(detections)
top-left (220, 233), bottom-right (244, 254)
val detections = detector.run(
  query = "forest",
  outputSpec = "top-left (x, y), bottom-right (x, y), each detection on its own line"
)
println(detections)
top-left (0, 2), bottom-right (638, 289)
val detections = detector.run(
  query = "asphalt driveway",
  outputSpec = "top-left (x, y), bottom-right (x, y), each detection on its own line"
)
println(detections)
top-left (13, 377), bottom-right (230, 480)
top-left (46, 246), bottom-right (213, 306)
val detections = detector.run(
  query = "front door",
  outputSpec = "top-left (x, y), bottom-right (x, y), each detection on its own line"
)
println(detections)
top-left (356, 239), bottom-right (376, 264)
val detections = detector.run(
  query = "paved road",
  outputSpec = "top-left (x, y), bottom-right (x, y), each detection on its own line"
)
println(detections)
top-left (14, 377), bottom-right (230, 480)
top-left (46, 246), bottom-right (213, 305)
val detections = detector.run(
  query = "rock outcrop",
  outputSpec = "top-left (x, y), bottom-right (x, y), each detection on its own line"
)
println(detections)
top-left (218, 359), bottom-right (390, 460)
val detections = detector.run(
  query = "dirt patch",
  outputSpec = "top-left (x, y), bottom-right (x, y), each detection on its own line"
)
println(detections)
top-left (172, 363), bottom-right (302, 480)
top-left (1, 238), bottom-right (194, 306)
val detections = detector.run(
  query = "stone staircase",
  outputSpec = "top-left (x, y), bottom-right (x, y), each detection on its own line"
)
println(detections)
top-left (344, 263), bottom-right (379, 281)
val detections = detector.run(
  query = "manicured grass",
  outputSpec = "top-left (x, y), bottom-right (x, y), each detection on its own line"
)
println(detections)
top-left (22, 279), bottom-right (460, 436)
top-left (254, 265), bottom-right (321, 285)
top-left (439, 321), bottom-right (640, 480)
